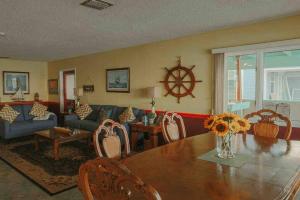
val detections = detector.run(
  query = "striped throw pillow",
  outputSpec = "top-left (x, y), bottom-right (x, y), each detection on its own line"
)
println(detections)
top-left (0, 105), bottom-right (20, 123)
top-left (30, 102), bottom-right (48, 117)
top-left (75, 104), bottom-right (92, 120)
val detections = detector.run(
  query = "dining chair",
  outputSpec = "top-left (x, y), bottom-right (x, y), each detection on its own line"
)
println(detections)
top-left (161, 112), bottom-right (186, 143)
top-left (93, 119), bottom-right (130, 159)
top-left (78, 157), bottom-right (162, 200)
top-left (245, 109), bottom-right (292, 140)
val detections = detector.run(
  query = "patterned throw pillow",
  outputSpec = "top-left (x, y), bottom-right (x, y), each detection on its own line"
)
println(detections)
top-left (30, 102), bottom-right (48, 117)
top-left (119, 106), bottom-right (136, 124)
top-left (75, 104), bottom-right (93, 120)
top-left (0, 105), bottom-right (20, 123)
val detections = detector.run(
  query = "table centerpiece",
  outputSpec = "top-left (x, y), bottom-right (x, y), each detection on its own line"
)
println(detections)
top-left (204, 113), bottom-right (251, 159)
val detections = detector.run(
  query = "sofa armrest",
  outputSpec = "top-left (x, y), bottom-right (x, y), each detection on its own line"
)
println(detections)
top-left (0, 118), bottom-right (10, 139)
top-left (49, 114), bottom-right (58, 126)
top-left (64, 114), bottom-right (79, 122)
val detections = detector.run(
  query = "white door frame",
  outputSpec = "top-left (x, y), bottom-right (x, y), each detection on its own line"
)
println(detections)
top-left (59, 68), bottom-right (76, 112)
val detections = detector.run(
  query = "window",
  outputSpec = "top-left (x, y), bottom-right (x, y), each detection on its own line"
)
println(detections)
top-left (263, 49), bottom-right (300, 102)
top-left (224, 47), bottom-right (300, 127)
top-left (226, 54), bottom-right (256, 114)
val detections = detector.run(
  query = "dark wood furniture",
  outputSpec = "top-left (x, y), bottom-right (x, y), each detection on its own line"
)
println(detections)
top-left (78, 157), bottom-right (161, 200)
top-left (245, 109), bottom-right (292, 140)
top-left (93, 119), bottom-right (130, 159)
top-left (34, 128), bottom-right (91, 160)
top-left (130, 122), bottom-right (162, 150)
top-left (123, 133), bottom-right (300, 200)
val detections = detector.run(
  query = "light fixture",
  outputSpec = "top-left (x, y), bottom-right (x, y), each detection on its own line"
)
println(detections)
top-left (81, 0), bottom-right (113, 11)
top-left (146, 86), bottom-right (161, 114)
top-left (0, 32), bottom-right (5, 37)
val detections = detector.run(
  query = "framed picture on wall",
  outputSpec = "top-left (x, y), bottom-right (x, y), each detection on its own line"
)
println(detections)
top-left (106, 68), bottom-right (130, 93)
top-left (48, 79), bottom-right (59, 94)
top-left (3, 71), bottom-right (30, 94)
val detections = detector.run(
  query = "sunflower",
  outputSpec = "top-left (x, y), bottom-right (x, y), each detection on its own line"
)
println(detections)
top-left (212, 121), bottom-right (229, 137)
top-left (236, 118), bottom-right (251, 132)
top-left (204, 116), bottom-right (217, 129)
top-left (229, 121), bottom-right (241, 133)
top-left (220, 113), bottom-right (239, 122)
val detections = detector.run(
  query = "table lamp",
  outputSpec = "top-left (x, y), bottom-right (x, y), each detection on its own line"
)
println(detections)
top-left (75, 88), bottom-right (84, 108)
top-left (146, 86), bottom-right (161, 113)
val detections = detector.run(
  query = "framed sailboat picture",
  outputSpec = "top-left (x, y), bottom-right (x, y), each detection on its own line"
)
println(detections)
top-left (3, 71), bottom-right (30, 95)
top-left (106, 68), bottom-right (130, 93)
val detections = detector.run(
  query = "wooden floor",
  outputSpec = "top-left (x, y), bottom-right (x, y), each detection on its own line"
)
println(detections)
top-left (0, 159), bottom-right (83, 200)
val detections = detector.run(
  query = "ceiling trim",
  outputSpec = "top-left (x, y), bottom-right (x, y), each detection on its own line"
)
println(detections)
top-left (212, 38), bottom-right (300, 54)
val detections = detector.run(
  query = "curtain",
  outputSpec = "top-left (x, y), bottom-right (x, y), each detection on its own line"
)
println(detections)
top-left (213, 53), bottom-right (225, 114)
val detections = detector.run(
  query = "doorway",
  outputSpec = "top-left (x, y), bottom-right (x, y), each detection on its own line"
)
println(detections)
top-left (60, 69), bottom-right (76, 112)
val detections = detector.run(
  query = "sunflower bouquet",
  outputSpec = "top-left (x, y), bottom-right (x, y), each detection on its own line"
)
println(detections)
top-left (204, 113), bottom-right (250, 136)
top-left (204, 113), bottom-right (251, 158)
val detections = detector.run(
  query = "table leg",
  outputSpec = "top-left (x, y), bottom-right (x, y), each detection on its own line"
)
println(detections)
top-left (34, 135), bottom-right (39, 151)
top-left (53, 140), bottom-right (60, 160)
top-left (150, 134), bottom-right (158, 148)
top-left (131, 131), bottom-right (139, 150)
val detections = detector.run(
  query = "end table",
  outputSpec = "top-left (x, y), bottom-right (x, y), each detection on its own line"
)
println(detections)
top-left (130, 123), bottom-right (162, 150)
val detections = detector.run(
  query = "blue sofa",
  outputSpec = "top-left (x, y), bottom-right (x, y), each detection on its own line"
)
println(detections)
top-left (64, 105), bottom-right (145, 143)
top-left (0, 104), bottom-right (57, 140)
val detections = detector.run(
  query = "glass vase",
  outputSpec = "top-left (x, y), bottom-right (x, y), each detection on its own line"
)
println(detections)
top-left (216, 132), bottom-right (237, 159)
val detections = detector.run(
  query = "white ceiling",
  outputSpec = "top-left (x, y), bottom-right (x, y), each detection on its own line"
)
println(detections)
top-left (0, 0), bottom-right (300, 61)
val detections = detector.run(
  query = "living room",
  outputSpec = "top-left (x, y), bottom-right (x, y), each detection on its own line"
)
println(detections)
top-left (1, 1), bottom-right (300, 199)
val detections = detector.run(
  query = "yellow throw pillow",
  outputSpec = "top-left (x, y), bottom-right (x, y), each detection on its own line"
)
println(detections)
top-left (75, 104), bottom-right (92, 120)
top-left (0, 105), bottom-right (20, 123)
top-left (119, 106), bottom-right (136, 124)
top-left (30, 102), bottom-right (48, 117)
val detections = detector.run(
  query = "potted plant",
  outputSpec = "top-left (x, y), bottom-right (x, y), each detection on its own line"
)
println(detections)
top-left (147, 112), bottom-right (156, 125)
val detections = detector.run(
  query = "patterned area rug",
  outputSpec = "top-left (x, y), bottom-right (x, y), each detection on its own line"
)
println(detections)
top-left (0, 137), bottom-right (96, 195)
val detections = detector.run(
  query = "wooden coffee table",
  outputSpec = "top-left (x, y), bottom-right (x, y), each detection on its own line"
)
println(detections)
top-left (34, 128), bottom-right (92, 160)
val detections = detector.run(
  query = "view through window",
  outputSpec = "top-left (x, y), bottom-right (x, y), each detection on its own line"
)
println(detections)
top-left (225, 48), bottom-right (300, 127)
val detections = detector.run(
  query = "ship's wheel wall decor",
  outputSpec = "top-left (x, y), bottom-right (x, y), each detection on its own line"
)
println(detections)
top-left (160, 57), bottom-right (202, 103)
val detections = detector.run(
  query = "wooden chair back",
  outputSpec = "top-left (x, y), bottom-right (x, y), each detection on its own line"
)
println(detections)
top-left (161, 112), bottom-right (186, 143)
top-left (245, 109), bottom-right (292, 140)
top-left (78, 158), bottom-right (162, 200)
top-left (93, 119), bottom-right (130, 159)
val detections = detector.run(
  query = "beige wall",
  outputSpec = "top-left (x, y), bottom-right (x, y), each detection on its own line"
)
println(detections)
top-left (48, 15), bottom-right (300, 114)
top-left (0, 59), bottom-right (48, 102)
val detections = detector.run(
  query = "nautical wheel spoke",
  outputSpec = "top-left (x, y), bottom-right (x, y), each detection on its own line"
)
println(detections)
top-left (164, 84), bottom-right (177, 96)
top-left (182, 84), bottom-right (195, 98)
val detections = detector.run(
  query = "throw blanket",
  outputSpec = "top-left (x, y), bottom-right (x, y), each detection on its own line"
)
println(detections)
top-left (33, 112), bottom-right (55, 120)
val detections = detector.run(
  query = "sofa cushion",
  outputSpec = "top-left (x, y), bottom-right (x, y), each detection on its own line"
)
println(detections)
top-left (65, 119), bottom-right (81, 129)
top-left (0, 105), bottom-right (20, 123)
top-left (30, 102), bottom-right (48, 117)
top-left (9, 120), bottom-right (55, 135)
top-left (22, 105), bottom-right (34, 120)
top-left (78, 120), bottom-right (99, 132)
top-left (11, 105), bottom-right (25, 121)
top-left (85, 105), bottom-right (101, 121)
top-left (96, 107), bottom-right (113, 123)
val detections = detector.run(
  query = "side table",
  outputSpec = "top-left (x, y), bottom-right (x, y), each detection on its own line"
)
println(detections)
top-left (130, 123), bottom-right (162, 150)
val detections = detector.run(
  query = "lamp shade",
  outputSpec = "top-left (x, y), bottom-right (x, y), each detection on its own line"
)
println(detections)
top-left (74, 88), bottom-right (84, 97)
top-left (146, 86), bottom-right (161, 98)
top-left (77, 88), bottom-right (84, 97)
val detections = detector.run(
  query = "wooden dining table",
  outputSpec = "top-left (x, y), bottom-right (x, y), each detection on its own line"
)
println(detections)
top-left (123, 133), bottom-right (300, 200)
